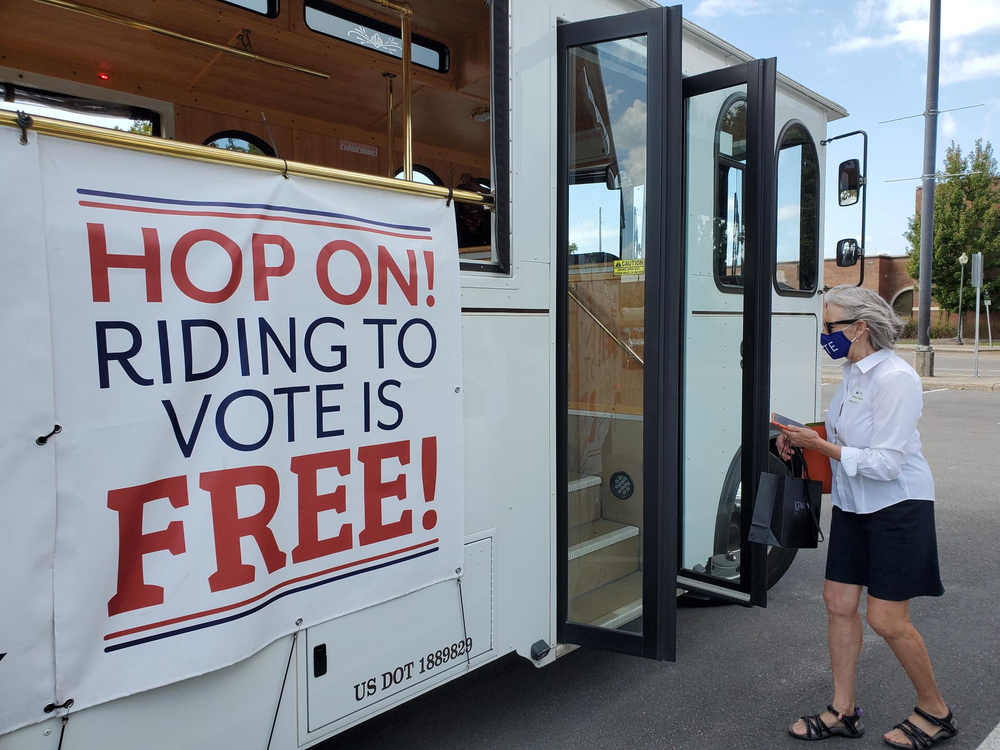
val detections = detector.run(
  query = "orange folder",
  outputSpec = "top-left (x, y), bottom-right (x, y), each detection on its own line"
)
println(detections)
top-left (803, 423), bottom-right (832, 494)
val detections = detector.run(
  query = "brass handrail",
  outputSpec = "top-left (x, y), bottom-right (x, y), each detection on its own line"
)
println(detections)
top-left (30, 0), bottom-right (330, 80)
top-left (369, 0), bottom-right (414, 179)
top-left (568, 289), bottom-right (644, 366)
top-left (1, 111), bottom-right (494, 207)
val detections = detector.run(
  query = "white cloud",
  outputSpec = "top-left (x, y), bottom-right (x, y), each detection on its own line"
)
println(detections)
top-left (940, 112), bottom-right (959, 137)
top-left (778, 205), bottom-right (800, 222)
top-left (855, 0), bottom-right (876, 29)
top-left (828, 0), bottom-right (1000, 55)
top-left (692, 0), bottom-right (765, 19)
top-left (614, 98), bottom-right (647, 189)
top-left (941, 51), bottom-right (1000, 84)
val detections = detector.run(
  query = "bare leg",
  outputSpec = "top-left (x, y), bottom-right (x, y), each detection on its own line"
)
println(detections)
top-left (790, 581), bottom-right (864, 736)
top-left (866, 596), bottom-right (950, 745)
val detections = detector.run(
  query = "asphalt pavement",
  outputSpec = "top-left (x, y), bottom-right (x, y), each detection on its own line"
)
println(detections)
top-left (321, 389), bottom-right (1000, 750)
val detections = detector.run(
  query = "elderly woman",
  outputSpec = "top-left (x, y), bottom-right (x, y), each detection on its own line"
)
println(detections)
top-left (780, 286), bottom-right (957, 748)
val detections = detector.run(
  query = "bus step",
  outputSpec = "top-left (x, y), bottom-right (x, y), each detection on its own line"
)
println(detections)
top-left (568, 472), bottom-right (602, 526)
top-left (569, 571), bottom-right (643, 628)
top-left (567, 519), bottom-right (640, 599)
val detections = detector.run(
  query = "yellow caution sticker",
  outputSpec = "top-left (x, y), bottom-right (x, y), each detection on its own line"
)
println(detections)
top-left (613, 259), bottom-right (645, 276)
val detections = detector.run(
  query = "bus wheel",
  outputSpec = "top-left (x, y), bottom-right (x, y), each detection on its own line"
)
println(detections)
top-left (679, 429), bottom-right (798, 606)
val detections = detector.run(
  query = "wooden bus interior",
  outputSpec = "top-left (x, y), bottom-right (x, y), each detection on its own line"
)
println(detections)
top-left (0, 0), bottom-right (496, 258)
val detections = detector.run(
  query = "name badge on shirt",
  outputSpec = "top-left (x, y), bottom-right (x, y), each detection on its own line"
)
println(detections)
top-left (848, 387), bottom-right (867, 404)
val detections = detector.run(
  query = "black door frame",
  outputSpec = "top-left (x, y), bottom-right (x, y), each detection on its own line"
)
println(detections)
top-left (676, 59), bottom-right (777, 606)
top-left (556, 4), bottom-right (682, 661)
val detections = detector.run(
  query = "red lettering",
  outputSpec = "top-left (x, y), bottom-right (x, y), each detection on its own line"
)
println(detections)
top-left (358, 440), bottom-right (411, 546)
top-left (88, 223), bottom-right (162, 303)
top-left (252, 234), bottom-right (295, 301)
top-left (290, 449), bottom-right (353, 563)
top-left (171, 229), bottom-right (243, 303)
top-left (202, 466), bottom-right (286, 592)
top-left (377, 246), bottom-right (418, 305)
top-left (316, 240), bottom-right (372, 304)
top-left (107, 476), bottom-right (188, 616)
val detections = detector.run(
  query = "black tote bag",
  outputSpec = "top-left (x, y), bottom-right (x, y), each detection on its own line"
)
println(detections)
top-left (749, 448), bottom-right (824, 549)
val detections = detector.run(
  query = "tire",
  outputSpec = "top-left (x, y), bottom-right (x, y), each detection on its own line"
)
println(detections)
top-left (679, 429), bottom-right (798, 606)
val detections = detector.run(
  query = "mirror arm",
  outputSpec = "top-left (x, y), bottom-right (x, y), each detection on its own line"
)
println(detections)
top-left (823, 129), bottom-right (869, 287)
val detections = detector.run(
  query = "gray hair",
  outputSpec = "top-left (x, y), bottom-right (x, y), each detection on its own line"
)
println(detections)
top-left (825, 285), bottom-right (905, 351)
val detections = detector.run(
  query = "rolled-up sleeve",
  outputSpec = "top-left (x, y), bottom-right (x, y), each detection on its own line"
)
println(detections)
top-left (840, 371), bottom-right (922, 481)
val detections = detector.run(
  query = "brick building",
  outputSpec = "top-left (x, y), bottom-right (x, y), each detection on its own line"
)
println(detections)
top-left (817, 252), bottom-right (996, 336)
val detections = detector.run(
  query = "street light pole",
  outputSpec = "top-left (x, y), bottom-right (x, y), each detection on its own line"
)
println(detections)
top-left (958, 252), bottom-right (968, 344)
top-left (915, 0), bottom-right (941, 376)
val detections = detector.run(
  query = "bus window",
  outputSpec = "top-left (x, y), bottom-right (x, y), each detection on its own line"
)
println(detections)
top-left (714, 94), bottom-right (747, 292)
top-left (305, 0), bottom-right (450, 74)
top-left (204, 131), bottom-right (276, 157)
top-left (219, 0), bottom-right (279, 18)
top-left (775, 121), bottom-right (819, 295)
top-left (0, 83), bottom-right (161, 136)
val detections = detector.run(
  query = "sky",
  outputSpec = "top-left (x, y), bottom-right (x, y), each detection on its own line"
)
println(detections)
top-left (686, 0), bottom-right (1000, 258)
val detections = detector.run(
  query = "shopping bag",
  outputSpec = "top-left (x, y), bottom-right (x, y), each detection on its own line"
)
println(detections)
top-left (749, 449), bottom-right (824, 549)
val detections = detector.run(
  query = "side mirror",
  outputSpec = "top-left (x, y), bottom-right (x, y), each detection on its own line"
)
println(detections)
top-left (606, 164), bottom-right (620, 190)
top-left (838, 159), bottom-right (861, 206)
top-left (837, 238), bottom-right (861, 267)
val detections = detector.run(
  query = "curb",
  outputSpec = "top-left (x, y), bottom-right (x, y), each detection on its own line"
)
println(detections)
top-left (896, 344), bottom-right (1000, 354)
top-left (821, 376), bottom-right (1000, 392)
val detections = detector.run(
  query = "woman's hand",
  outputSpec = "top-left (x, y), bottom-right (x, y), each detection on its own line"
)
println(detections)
top-left (776, 433), bottom-right (794, 461)
top-left (780, 424), bottom-right (823, 452)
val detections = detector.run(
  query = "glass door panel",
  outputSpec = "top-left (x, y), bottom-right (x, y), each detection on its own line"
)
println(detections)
top-left (677, 61), bottom-right (775, 606)
top-left (681, 84), bottom-right (749, 591)
top-left (565, 35), bottom-right (648, 634)
top-left (558, 5), bottom-right (681, 660)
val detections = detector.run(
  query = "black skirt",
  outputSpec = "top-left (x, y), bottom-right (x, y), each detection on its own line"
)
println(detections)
top-left (825, 499), bottom-right (945, 601)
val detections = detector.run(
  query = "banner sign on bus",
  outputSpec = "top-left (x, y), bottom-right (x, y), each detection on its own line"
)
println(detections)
top-left (0, 127), bottom-right (464, 736)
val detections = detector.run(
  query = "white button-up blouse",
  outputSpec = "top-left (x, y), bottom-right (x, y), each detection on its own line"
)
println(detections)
top-left (825, 348), bottom-right (935, 514)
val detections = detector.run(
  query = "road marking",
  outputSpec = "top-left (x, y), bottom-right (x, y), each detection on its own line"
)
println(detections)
top-left (923, 388), bottom-right (949, 394)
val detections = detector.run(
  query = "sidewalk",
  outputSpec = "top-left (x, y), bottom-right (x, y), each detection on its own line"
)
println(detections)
top-left (822, 369), bottom-right (1000, 391)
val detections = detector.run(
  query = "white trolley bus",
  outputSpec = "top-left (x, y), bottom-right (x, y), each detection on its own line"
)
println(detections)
top-left (0, 0), bottom-right (864, 746)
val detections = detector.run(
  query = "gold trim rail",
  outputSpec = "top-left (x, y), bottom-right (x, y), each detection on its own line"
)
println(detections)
top-left (0, 111), bottom-right (494, 207)
top-left (30, 0), bottom-right (329, 80)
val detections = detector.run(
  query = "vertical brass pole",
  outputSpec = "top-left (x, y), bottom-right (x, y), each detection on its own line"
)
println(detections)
top-left (383, 72), bottom-right (395, 178)
top-left (401, 9), bottom-right (413, 180)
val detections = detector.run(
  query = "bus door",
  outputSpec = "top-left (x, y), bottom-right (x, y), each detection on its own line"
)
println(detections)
top-left (557, 5), bottom-right (776, 661)
top-left (676, 61), bottom-right (777, 608)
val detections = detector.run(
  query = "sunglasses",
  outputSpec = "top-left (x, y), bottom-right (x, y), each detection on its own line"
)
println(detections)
top-left (823, 319), bottom-right (857, 335)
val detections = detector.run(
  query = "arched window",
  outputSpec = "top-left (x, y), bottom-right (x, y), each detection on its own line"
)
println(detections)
top-left (393, 164), bottom-right (443, 186)
top-left (203, 130), bottom-right (276, 157)
top-left (774, 121), bottom-right (819, 295)
top-left (714, 94), bottom-right (747, 291)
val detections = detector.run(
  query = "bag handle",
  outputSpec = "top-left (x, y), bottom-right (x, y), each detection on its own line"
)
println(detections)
top-left (792, 447), bottom-right (825, 543)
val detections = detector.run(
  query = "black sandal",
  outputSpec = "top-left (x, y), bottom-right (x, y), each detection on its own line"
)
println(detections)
top-left (790, 705), bottom-right (865, 741)
top-left (884, 706), bottom-right (958, 749)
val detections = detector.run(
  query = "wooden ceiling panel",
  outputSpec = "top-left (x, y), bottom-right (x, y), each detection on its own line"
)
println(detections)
top-left (409, 86), bottom-right (489, 158)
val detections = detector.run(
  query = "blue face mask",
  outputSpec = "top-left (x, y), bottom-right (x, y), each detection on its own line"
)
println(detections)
top-left (820, 330), bottom-right (854, 360)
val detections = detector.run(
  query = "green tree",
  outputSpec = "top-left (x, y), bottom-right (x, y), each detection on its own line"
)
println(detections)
top-left (114, 120), bottom-right (152, 135)
top-left (905, 139), bottom-right (1000, 314)
top-left (568, 242), bottom-right (579, 253)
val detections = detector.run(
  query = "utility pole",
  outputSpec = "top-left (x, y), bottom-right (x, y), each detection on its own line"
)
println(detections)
top-left (915, 0), bottom-right (941, 377)
top-left (598, 206), bottom-right (602, 254)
